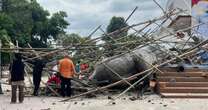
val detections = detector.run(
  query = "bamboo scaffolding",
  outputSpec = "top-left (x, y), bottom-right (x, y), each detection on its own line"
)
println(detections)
top-left (60, 39), bottom-right (208, 102)
top-left (108, 70), bottom-right (154, 103)
top-left (19, 10), bottom-right (182, 61)
top-left (102, 62), bottom-right (133, 87)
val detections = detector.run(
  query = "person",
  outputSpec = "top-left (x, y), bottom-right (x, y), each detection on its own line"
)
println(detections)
top-left (0, 72), bottom-right (3, 94)
top-left (58, 54), bottom-right (76, 97)
top-left (9, 53), bottom-right (25, 103)
top-left (0, 85), bottom-right (3, 94)
top-left (80, 63), bottom-right (88, 72)
top-left (32, 58), bottom-right (46, 96)
top-left (46, 73), bottom-right (61, 96)
top-left (52, 64), bottom-right (58, 75)
top-left (75, 61), bottom-right (81, 73)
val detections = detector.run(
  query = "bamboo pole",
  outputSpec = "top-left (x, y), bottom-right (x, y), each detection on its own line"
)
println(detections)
top-left (26, 45), bottom-right (62, 96)
top-left (102, 62), bottom-right (133, 87)
top-left (41, 79), bottom-right (61, 97)
top-left (99, 25), bottom-right (165, 75)
top-left (108, 70), bottom-right (154, 103)
top-left (22, 10), bottom-right (182, 61)
top-left (125, 6), bottom-right (138, 23)
top-left (24, 66), bottom-right (33, 87)
top-left (59, 38), bottom-right (208, 102)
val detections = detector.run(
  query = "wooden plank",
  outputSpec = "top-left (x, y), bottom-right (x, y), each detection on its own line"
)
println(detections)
top-left (158, 68), bottom-right (208, 72)
top-left (161, 93), bottom-right (208, 98)
top-left (159, 82), bottom-right (208, 87)
top-left (158, 77), bottom-right (208, 82)
top-left (160, 87), bottom-right (208, 93)
top-left (158, 72), bottom-right (208, 77)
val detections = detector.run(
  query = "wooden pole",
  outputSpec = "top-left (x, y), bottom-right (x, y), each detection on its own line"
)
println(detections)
top-left (0, 40), bottom-right (3, 94)
top-left (23, 10), bottom-right (182, 61)
top-left (26, 44), bottom-right (62, 96)
top-left (125, 6), bottom-right (138, 23)
top-left (59, 39), bottom-right (208, 102)
top-left (24, 64), bottom-right (33, 86)
top-left (102, 62), bottom-right (133, 87)
top-left (109, 70), bottom-right (154, 103)
top-left (41, 79), bottom-right (61, 97)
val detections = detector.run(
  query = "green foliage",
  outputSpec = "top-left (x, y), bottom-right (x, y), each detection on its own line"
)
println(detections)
top-left (2, 0), bottom-right (33, 46)
top-left (58, 33), bottom-right (99, 62)
top-left (1, 52), bottom-right (11, 65)
top-left (104, 16), bottom-right (128, 41)
top-left (60, 33), bottom-right (83, 46)
top-left (0, 0), bottom-right (69, 64)
top-left (0, 0), bottom-right (69, 48)
top-left (103, 16), bottom-right (128, 56)
top-left (30, 2), bottom-right (69, 47)
top-left (49, 11), bottom-right (69, 40)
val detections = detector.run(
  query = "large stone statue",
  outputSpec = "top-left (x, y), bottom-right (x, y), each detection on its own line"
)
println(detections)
top-left (90, 46), bottom-right (157, 85)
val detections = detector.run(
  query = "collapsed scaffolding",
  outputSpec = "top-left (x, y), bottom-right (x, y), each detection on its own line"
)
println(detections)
top-left (1, 0), bottom-right (208, 102)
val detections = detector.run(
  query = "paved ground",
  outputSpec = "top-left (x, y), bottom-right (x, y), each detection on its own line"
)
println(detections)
top-left (1, 75), bottom-right (208, 110)
top-left (1, 90), bottom-right (208, 110)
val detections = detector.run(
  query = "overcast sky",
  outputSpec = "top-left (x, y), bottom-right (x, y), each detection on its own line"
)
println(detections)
top-left (37, 0), bottom-right (168, 37)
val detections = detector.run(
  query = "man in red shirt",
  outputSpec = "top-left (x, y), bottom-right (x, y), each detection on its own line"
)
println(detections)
top-left (58, 54), bottom-right (76, 97)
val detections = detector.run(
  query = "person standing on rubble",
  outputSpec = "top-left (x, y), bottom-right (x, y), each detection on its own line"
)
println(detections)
top-left (32, 58), bottom-right (46, 96)
top-left (9, 53), bottom-right (25, 103)
top-left (58, 54), bottom-right (77, 97)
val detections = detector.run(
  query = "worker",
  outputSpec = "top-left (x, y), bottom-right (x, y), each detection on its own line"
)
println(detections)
top-left (0, 85), bottom-right (3, 94)
top-left (52, 64), bottom-right (58, 75)
top-left (9, 53), bottom-right (25, 103)
top-left (46, 73), bottom-right (61, 96)
top-left (32, 58), bottom-right (46, 96)
top-left (75, 60), bottom-right (81, 73)
top-left (58, 54), bottom-right (76, 97)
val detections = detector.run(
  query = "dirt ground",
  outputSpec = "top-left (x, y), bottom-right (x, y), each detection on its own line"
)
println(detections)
top-left (1, 82), bottom-right (208, 110)
top-left (1, 73), bottom-right (208, 110)
top-left (1, 93), bottom-right (208, 110)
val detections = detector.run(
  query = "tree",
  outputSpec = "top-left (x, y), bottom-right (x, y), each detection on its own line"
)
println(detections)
top-left (0, 0), bottom-right (69, 64)
top-left (60, 33), bottom-right (83, 47)
top-left (2, 0), bottom-right (33, 47)
top-left (58, 33), bottom-right (99, 61)
top-left (30, 1), bottom-right (69, 47)
top-left (104, 16), bottom-right (128, 41)
top-left (102, 16), bottom-right (128, 56)
top-left (0, 30), bottom-right (12, 64)
top-left (0, 13), bottom-right (14, 64)
top-left (0, 0), bottom-right (69, 48)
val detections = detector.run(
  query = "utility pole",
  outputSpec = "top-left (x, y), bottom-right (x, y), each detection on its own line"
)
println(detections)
top-left (0, 40), bottom-right (3, 94)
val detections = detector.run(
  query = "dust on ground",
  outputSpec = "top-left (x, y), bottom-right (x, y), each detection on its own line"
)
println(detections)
top-left (1, 73), bottom-right (208, 110)
top-left (1, 83), bottom-right (208, 110)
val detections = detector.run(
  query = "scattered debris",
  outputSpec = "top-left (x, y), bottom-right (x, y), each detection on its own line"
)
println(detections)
top-left (129, 96), bottom-right (137, 101)
top-left (111, 102), bottom-right (116, 105)
top-left (52, 102), bottom-right (56, 105)
top-left (107, 96), bottom-right (113, 100)
top-left (40, 108), bottom-right (51, 110)
top-left (163, 104), bottom-right (168, 107)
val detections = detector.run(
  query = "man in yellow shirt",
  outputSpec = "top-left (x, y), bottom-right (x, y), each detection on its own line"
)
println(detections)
top-left (58, 54), bottom-right (76, 97)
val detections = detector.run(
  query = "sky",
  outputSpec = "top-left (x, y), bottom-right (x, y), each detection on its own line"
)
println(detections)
top-left (36, 0), bottom-right (168, 37)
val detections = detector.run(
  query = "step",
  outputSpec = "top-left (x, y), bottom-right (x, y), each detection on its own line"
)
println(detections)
top-left (161, 93), bottom-right (208, 98)
top-left (160, 87), bottom-right (208, 93)
top-left (158, 77), bottom-right (208, 82)
top-left (158, 72), bottom-right (208, 77)
top-left (159, 68), bottom-right (208, 72)
top-left (159, 82), bottom-right (208, 87)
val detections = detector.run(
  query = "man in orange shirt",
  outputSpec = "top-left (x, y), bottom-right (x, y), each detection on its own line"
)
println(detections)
top-left (58, 54), bottom-right (76, 97)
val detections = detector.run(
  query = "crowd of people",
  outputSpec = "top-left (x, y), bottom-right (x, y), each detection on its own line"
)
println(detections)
top-left (6, 53), bottom-right (88, 104)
